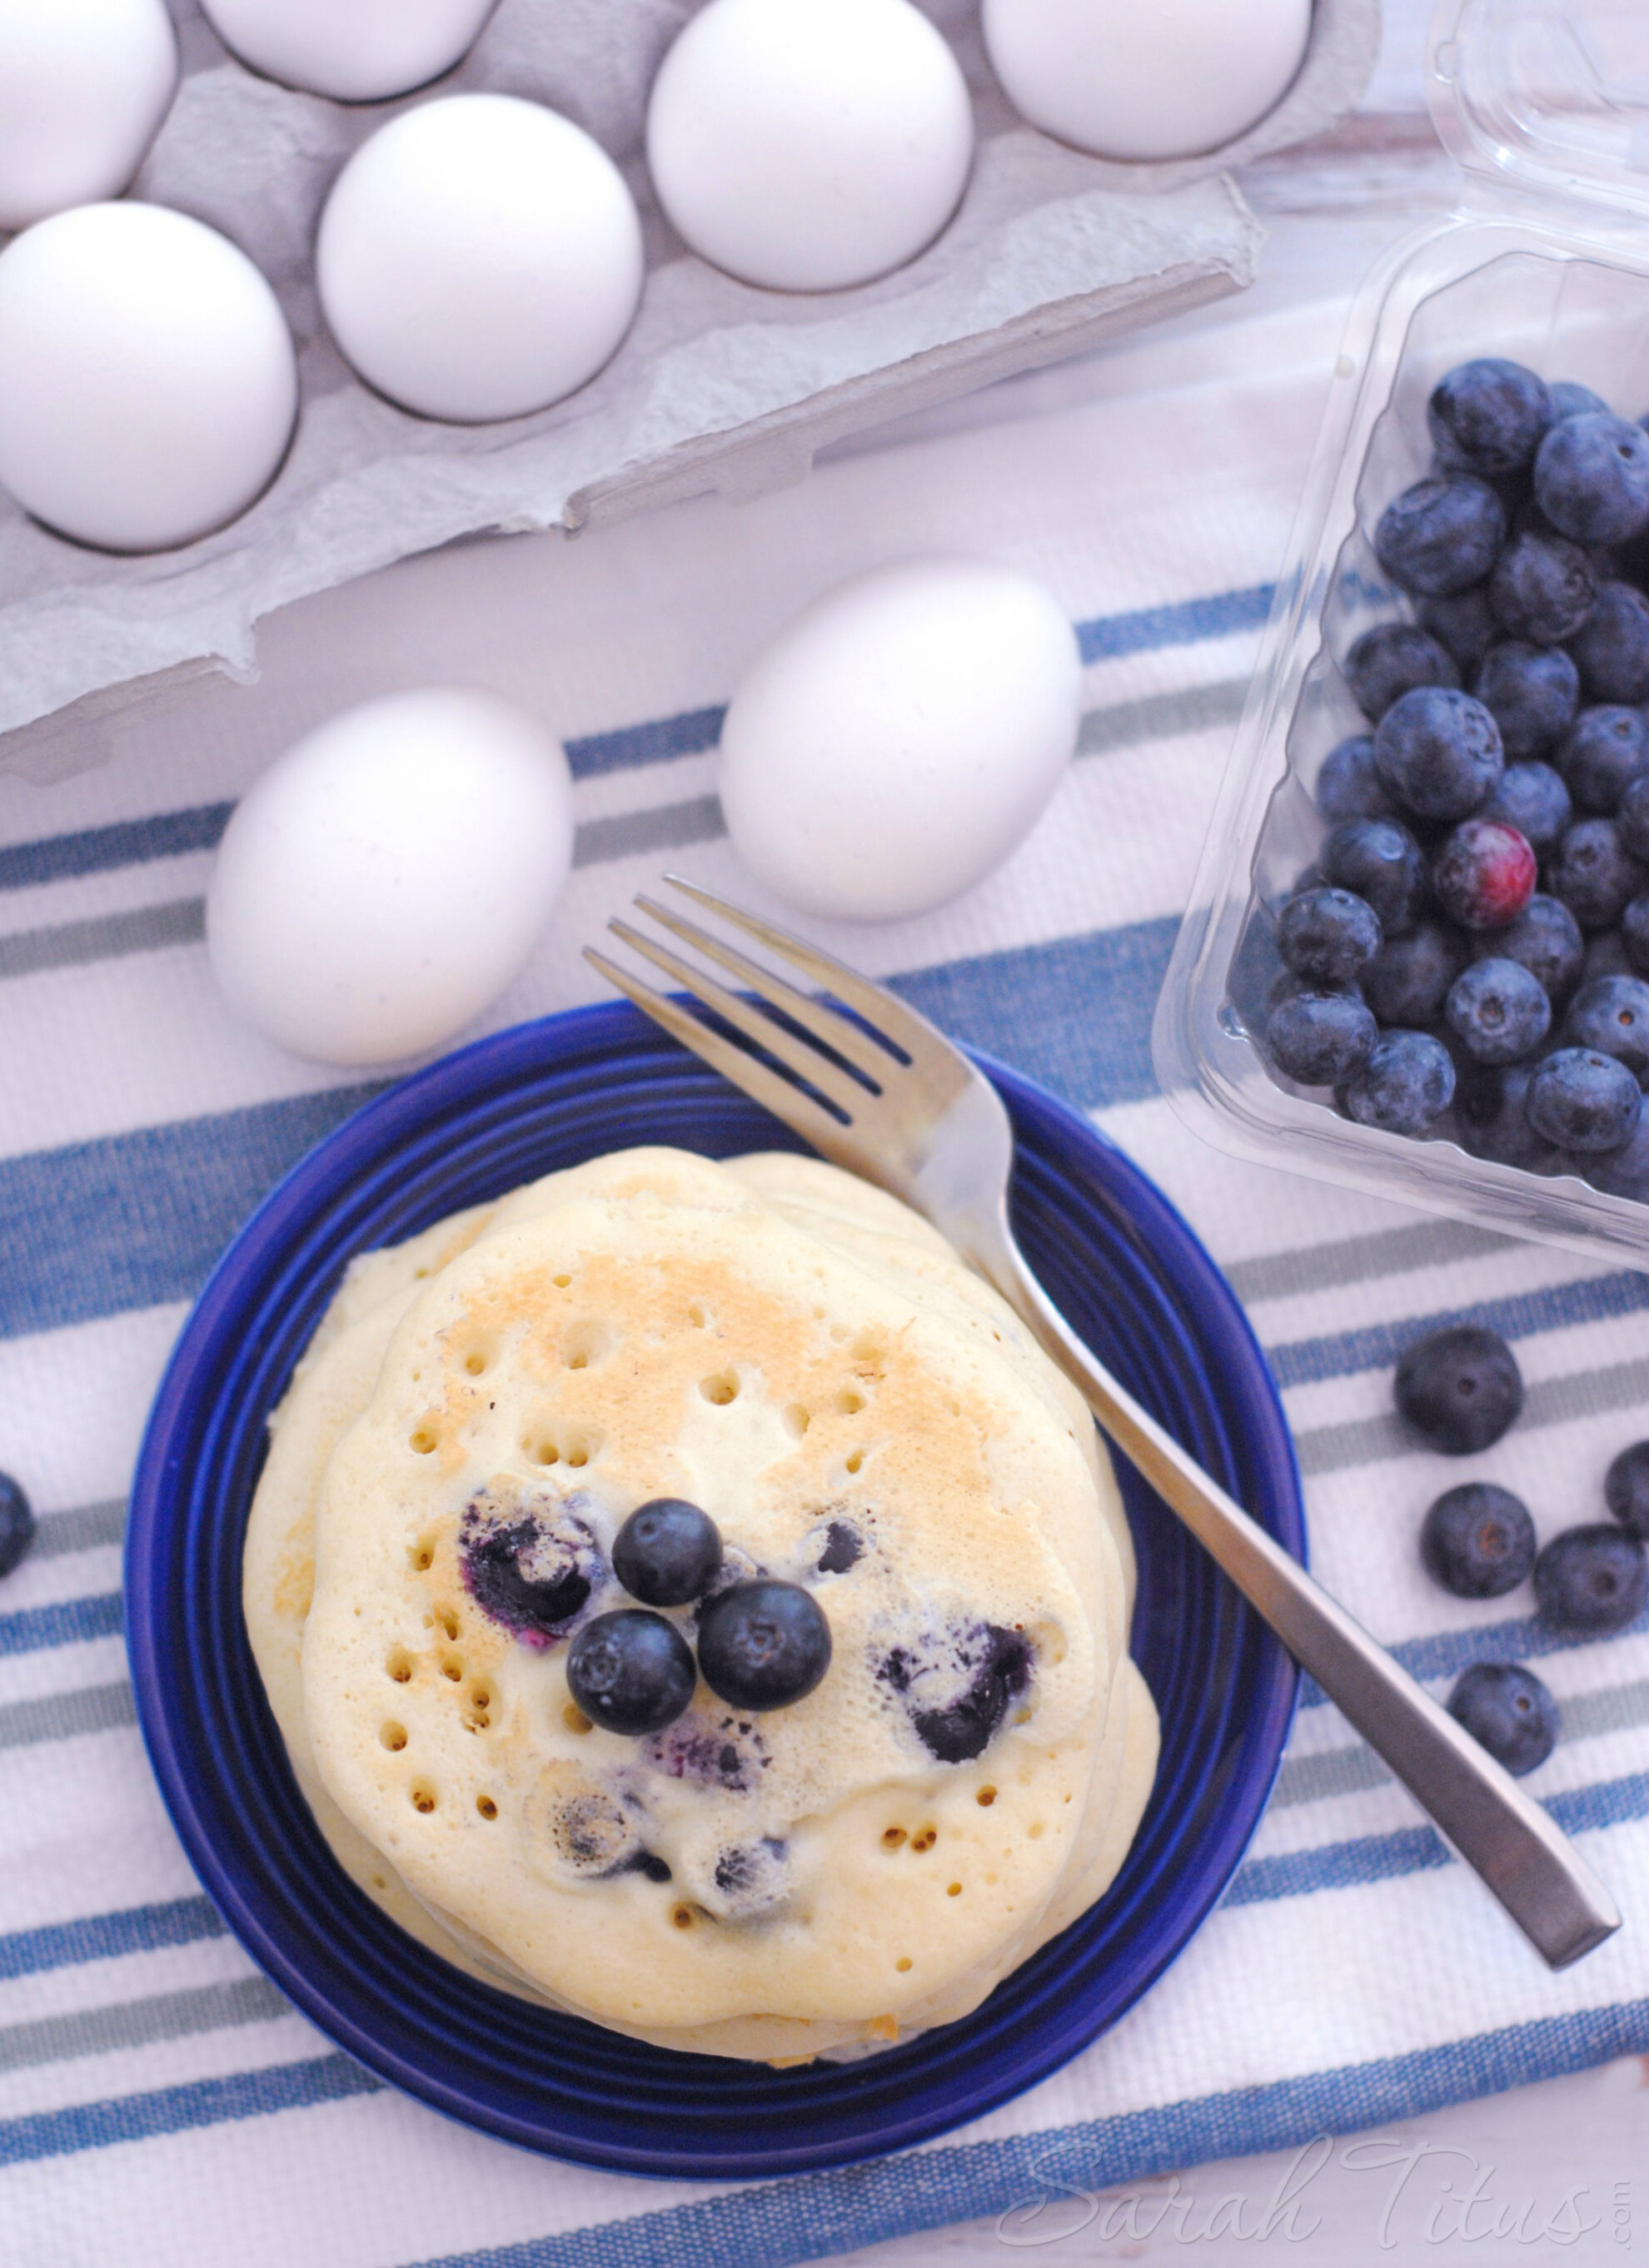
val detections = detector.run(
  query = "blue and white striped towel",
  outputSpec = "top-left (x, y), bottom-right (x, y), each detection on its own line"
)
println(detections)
top-left (1, 294), bottom-right (1647, 2268)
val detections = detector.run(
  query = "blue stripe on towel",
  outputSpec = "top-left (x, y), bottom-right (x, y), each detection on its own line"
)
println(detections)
top-left (1076, 584), bottom-right (1274, 666)
top-left (0, 923), bottom-right (1178, 1344)
top-left (0, 1897), bottom-right (225, 1982)
top-left (1299, 1599), bottom-right (1649, 1708)
top-left (0, 2054), bottom-right (380, 2170)
top-left (0, 1591), bottom-right (124, 1657)
top-left (0, 803), bottom-right (233, 893)
top-left (564, 704), bottom-right (728, 781)
top-left (1268, 1271), bottom-right (1649, 1390)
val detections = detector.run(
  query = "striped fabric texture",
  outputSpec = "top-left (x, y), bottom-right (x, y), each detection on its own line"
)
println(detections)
top-left (1, 302), bottom-right (1647, 2268)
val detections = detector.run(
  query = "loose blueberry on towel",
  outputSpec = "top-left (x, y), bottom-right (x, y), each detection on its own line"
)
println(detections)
top-left (697, 1580), bottom-right (831, 1712)
top-left (1446, 957), bottom-right (1551, 1065)
top-left (879, 1619), bottom-right (1034, 1764)
top-left (1473, 643), bottom-right (1579, 765)
top-left (1375, 475), bottom-right (1506, 598)
top-left (1277, 886), bottom-right (1382, 987)
top-left (1604, 1442), bottom-right (1649, 1541)
top-left (1533, 1524), bottom-right (1649, 1637)
top-left (1447, 1663), bottom-right (1558, 1776)
top-left (1428, 358), bottom-right (1551, 477)
top-left (1534, 414), bottom-right (1649, 548)
top-left (1525, 1047), bottom-right (1641, 1152)
top-left (0, 1473), bottom-right (34, 1579)
top-left (1373, 686), bottom-right (1503, 822)
top-left (1420, 1482), bottom-right (1537, 1599)
top-left (612, 1497), bottom-right (722, 1608)
top-left (1342, 1027), bottom-right (1455, 1136)
top-left (566, 1609), bottom-right (698, 1736)
top-left (1394, 1325), bottom-right (1523, 1455)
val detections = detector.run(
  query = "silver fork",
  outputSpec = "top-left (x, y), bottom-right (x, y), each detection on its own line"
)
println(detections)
top-left (587, 876), bottom-right (1621, 1971)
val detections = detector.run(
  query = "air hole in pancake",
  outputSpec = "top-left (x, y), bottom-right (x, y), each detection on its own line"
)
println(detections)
top-left (977, 1786), bottom-right (997, 1807)
top-left (442, 1655), bottom-right (463, 1682)
top-left (834, 1388), bottom-right (865, 1415)
top-left (689, 1302), bottom-right (709, 1329)
top-left (387, 1650), bottom-right (413, 1683)
top-left (476, 1795), bottom-right (498, 1820)
top-left (700, 1371), bottom-right (739, 1406)
top-left (851, 1332), bottom-right (885, 1368)
top-left (564, 1435), bottom-right (594, 1469)
top-left (895, 1956), bottom-right (913, 1972)
top-left (1030, 1619), bottom-right (1067, 1667)
top-left (439, 1608), bottom-right (460, 1640)
top-left (552, 1272), bottom-right (572, 1288)
top-left (371, 1874), bottom-right (387, 1889)
top-left (1027, 1821), bottom-right (1044, 1839)
top-left (381, 1722), bottom-right (407, 1751)
top-left (411, 1783), bottom-right (437, 1813)
top-left (564, 1321), bottom-right (612, 1370)
top-left (783, 1405), bottom-right (810, 1438)
top-left (881, 1828), bottom-right (907, 1851)
top-left (670, 1903), bottom-right (695, 1929)
top-left (463, 1348), bottom-right (490, 1377)
top-left (910, 1827), bottom-right (937, 1853)
top-left (845, 1452), bottom-right (864, 1475)
top-left (531, 1437), bottom-right (560, 1465)
top-left (565, 1703), bottom-right (593, 1734)
top-left (471, 1685), bottom-right (492, 1711)
top-left (410, 1426), bottom-right (438, 1455)
top-left (411, 1537), bottom-right (436, 1573)
top-left (947, 1882), bottom-right (963, 1897)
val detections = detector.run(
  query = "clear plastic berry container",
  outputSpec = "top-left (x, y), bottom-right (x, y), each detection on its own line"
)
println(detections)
top-left (1154, 0), bottom-right (1649, 1265)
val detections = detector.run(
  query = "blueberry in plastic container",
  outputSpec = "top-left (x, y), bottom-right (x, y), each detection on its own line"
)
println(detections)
top-left (1547, 817), bottom-right (1646, 932)
top-left (1343, 1027), bottom-right (1454, 1136)
top-left (1320, 817), bottom-right (1427, 935)
top-left (1619, 893), bottom-right (1649, 977)
top-left (1456, 1062), bottom-right (1560, 1173)
top-left (1604, 1441), bottom-right (1649, 1541)
top-left (1567, 581), bottom-right (1649, 704)
top-left (1617, 773), bottom-right (1649, 864)
top-left (1374, 475), bottom-right (1507, 599)
top-left (1547, 381), bottom-right (1610, 421)
top-left (1277, 885), bottom-right (1381, 985)
top-left (1582, 1110), bottom-right (1649, 1197)
top-left (1430, 817), bottom-right (1536, 931)
top-left (1526, 1047), bottom-right (1641, 1151)
top-left (1265, 989), bottom-right (1377, 1086)
top-left (1562, 972), bottom-right (1649, 1081)
top-left (1315, 734), bottom-right (1392, 822)
top-left (1343, 623), bottom-right (1460, 719)
top-left (1427, 358), bottom-right (1551, 476)
top-left (1487, 532), bottom-right (1597, 645)
top-left (1533, 1523), bottom-right (1649, 1636)
top-left (1446, 956), bottom-right (1551, 1065)
top-left (1534, 412), bottom-right (1649, 546)
top-left (1557, 704), bottom-right (1649, 813)
top-left (1473, 892), bottom-right (1582, 1002)
top-left (1582, 929), bottom-right (1633, 983)
top-left (1419, 584), bottom-right (1497, 674)
top-left (1477, 761), bottom-right (1571, 856)
top-left (1362, 920), bottom-right (1468, 1026)
top-left (1473, 641), bottom-right (1579, 763)
top-left (1422, 1480), bottom-right (1537, 1599)
top-left (1394, 1323), bottom-right (1522, 1454)
top-left (1373, 685), bottom-right (1503, 820)
top-left (0, 1474), bottom-right (34, 1580)
top-left (1446, 1663), bottom-right (1557, 1776)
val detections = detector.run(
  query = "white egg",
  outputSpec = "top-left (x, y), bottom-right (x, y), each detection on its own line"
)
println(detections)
top-left (0, 0), bottom-right (177, 232)
top-left (200, 0), bottom-right (497, 103)
top-left (718, 559), bottom-right (1081, 924)
top-left (983, 0), bottom-right (1313, 162)
top-left (645, 0), bottom-right (974, 294)
top-left (316, 95), bottom-right (645, 424)
top-left (207, 690), bottom-right (575, 1067)
top-left (0, 203), bottom-right (297, 553)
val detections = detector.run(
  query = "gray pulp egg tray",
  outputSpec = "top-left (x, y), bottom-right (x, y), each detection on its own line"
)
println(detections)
top-left (0, 0), bottom-right (1378, 773)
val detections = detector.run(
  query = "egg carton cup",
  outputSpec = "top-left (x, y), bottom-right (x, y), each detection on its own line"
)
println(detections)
top-left (0, 0), bottom-right (1378, 774)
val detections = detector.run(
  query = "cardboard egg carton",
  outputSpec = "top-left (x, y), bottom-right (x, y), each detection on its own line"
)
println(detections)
top-left (0, 0), bottom-right (1379, 772)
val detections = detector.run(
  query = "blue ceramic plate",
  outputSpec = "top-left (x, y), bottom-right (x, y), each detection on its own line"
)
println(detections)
top-left (127, 1002), bottom-right (1303, 2180)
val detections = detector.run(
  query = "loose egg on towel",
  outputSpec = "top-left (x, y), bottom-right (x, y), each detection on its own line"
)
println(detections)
top-left (206, 689), bottom-right (575, 1066)
top-left (645, 0), bottom-right (974, 293)
top-left (200, 0), bottom-right (497, 103)
top-left (0, 203), bottom-right (297, 552)
top-left (982, 0), bottom-right (1313, 162)
top-left (718, 558), bottom-right (1082, 923)
top-left (0, 0), bottom-right (177, 231)
top-left (316, 94), bottom-right (645, 422)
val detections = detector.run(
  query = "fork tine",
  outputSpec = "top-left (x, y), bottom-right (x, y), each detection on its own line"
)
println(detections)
top-left (605, 918), bottom-right (868, 1119)
top-left (632, 892), bottom-right (888, 1087)
top-left (583, 946), bottom-right (849, 1135)
top-left (660, 874), bottom-right (954, 1074)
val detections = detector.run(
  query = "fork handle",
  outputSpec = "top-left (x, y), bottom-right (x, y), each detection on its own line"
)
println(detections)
top-left (990, 1236), bottom-right (1621, 1972)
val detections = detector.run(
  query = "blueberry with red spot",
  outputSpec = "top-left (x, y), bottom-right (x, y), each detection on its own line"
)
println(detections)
top-left (1277, 886), bottom-right (1382, 986)
top-left (1343, 1028), bottom-right (1455, 1136)
top-left (1321, 817), bottom-right (1427, 935)
top-left (1394, 1324), bottom-right (1523, 1455)
top-left (1343, 623), bottom-right (1460, 719)
top-left (1547, 818), bottom-right (1647, 932)
top-left (697, 1580), bottom-right (831, 1711)
top-left (1446, 957), bottom-right (1551, 1064)
top-left (1488, 533), bottom-right (1597, 645)
top-left (1526, 1047), bottom-right (1642, 1151)
top-left (1421, 1482), bottom-right (1537, 1599)
top-left (1534, 412), bottom-right (1649, 546)
top-left (566, 1609), bottom-right (697, 1736)
top-left (1604, 1443), bottom-right (1649, 1541)
top-left (1533, 1524), bottom-right (1649, 1636)
top-left (1373, 686), bottom-right (1503, 821)
top-left (1431, 817), bottom-right (1537, 931)
top-left (1375, 475), bottom-right (1507, 597)
top-left (612, 1497), bottom-right (722, 1607)
top-left (1568, 581), bottom-right (1649, 704)
top-left (1428, 358), bottom-right (1550, 476)
top-left (0, 1473), bottom-right (34, 1579)
top-left (1447, 1663), bottom-right (1558, 1775)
